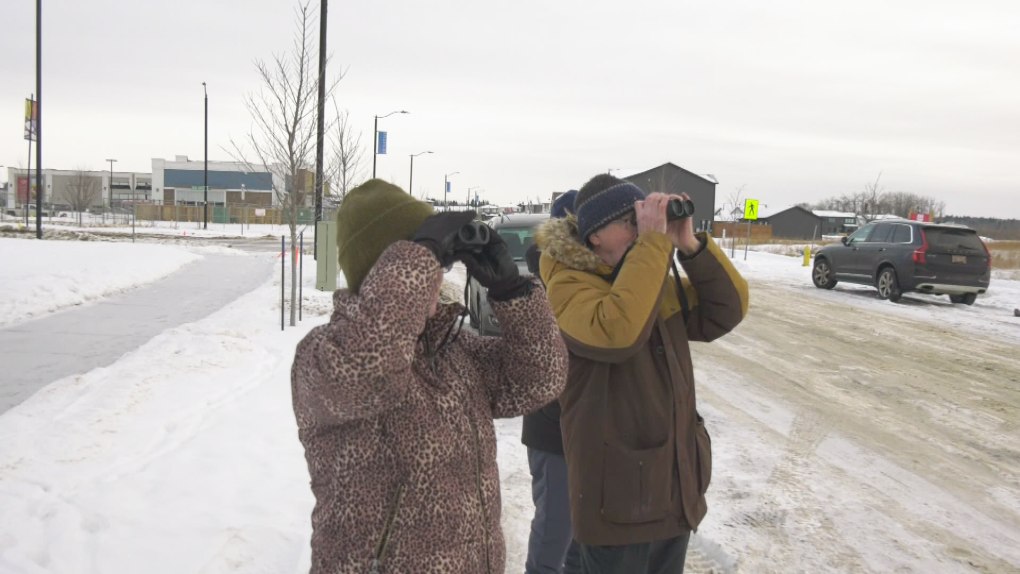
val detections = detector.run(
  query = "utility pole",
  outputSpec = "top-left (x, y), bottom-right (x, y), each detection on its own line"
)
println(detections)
top-left (106, 158), bottom-right (117, 219)
top-left (35, 0), bottom-right (42, 239)
top-left (313, 0), bottom-right (327, 260)
top-left (203, 82), bottom-right (208, 230)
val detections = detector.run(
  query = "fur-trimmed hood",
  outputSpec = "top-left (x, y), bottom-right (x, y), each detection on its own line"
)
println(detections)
top-left (534, 215), bottom-right (608, 274)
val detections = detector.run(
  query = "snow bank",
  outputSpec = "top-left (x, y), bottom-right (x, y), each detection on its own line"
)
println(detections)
top-left (0, 254), bottom-right (326, 574)
top-left (0, 238), bottom-right (203, 327)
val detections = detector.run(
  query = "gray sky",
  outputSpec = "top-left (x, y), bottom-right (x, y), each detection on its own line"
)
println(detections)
top-left (2, 0), bottom-right (1018, 218)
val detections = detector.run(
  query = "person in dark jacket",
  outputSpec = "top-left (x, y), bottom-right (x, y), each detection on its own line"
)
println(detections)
top-left (522, 190), bottom-right (582, 574)
top-left (537, 174), bottom-right (749, 573)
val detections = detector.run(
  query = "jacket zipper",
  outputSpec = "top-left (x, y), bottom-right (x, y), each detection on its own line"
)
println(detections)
top-left (370, 483), bottom-right (405, 574)
top-left (468, 417), bottom-right (493, 574)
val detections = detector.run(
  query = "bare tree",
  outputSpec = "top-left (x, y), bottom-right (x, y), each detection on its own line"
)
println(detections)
top-left (861, 172), bottom-right (886, 222)
top-left (66, 167), bottom-right (101, 225)
top-left (229, 1), bottom-right (340, 326)
top-left (326, 98), bottom-right (364, 204)
top-left (726, 184), bottom-right (746, 220)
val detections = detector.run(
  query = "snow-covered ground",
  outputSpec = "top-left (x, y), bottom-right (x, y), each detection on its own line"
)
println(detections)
top-left (0, 238), bottom-right (204, 327)
top-left (0, 241), bottom-right (1017, 573)
top-left (727, 250), bottom-right (1020, 343)
top-left (2, 217), bottom-right (307, 240)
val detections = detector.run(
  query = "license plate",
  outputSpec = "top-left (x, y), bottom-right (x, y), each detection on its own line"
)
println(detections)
top-left (953, 255), bottom-right (967, 264)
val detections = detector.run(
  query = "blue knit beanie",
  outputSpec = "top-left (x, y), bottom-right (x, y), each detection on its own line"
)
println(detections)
top-left (551, 190), bottom-right (578, 219)
top-left (574, 175), bottom-right (646, 244)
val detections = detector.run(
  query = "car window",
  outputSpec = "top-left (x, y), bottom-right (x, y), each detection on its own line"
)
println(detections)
top-left (849, 224), bottom-right (874, 244)
top-left (924, 228), bottom-right (985, 251)
top-left (891, 225), bottom-right (912, 244)
top-left (867, 224), bottom-right (893, 243)
top-left (497, 227), bottom-right (536, 261)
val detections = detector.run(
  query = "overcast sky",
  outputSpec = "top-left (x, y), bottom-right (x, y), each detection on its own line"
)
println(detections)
top-left (2, 0), bottom-right (1017, 217)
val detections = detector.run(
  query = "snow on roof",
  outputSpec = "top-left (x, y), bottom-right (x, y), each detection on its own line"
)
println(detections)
top-left (756, 205), bottom-right (797, 219)
top-left (813, 210), bottom-right (858, 219)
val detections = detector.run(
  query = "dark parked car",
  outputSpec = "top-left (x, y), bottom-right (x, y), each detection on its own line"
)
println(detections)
top-left (468, 213), bottom-right (549, 335)
top-left (812, 219), bottom-right (992, 304)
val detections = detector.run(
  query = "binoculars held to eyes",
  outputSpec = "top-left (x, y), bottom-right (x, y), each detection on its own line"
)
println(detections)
top-left (452, 220), bottom-right (491, 255)
top-left (667, 198), bottom-right (696, 221)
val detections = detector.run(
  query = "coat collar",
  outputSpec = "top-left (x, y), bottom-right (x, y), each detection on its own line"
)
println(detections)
top-left (535, 215), bottom-right (613, 275)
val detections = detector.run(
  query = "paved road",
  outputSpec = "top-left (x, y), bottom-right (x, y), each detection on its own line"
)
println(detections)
top-left (0, 253), bottom-right (274, 414)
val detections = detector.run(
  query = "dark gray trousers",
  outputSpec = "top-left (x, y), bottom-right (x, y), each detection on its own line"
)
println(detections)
top-left (580, 534), bottom-right (690, 574)
top-left (525, 448), bottom-right (581, 574)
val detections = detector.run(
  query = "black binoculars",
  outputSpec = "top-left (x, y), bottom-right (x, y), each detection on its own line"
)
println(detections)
top-left (667, 198), bottom-right (695, 221)
top-left (452, 220), bottom-right (491, 254)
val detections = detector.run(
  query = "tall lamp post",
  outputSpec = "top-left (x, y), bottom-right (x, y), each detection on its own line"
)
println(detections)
top-left (443, 171), bottom-right (459, 207)
top-left (372, 110), bottom-right (408, 178)
top-left (105, 158), bottom-right (117, 223)
top-left (467, 185), bottom-right (483, 208)
top-left (202, 82), bottom-right (208, 230)
top-left (408, 151), bottom-right (432, 199)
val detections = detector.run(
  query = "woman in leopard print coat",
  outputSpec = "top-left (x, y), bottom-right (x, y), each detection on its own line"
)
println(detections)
top-left (291, 234), bottom-right (569, 573)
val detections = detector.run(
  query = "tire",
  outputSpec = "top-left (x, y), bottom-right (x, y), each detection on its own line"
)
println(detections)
top-left (961, 293), bottom-right (977, 306)
top-left (876, 267), bottom-right (902, 302)
top-left (812, 259), bottom-right (837, 290)
top-left (949, 294), bottom-right (964, 304)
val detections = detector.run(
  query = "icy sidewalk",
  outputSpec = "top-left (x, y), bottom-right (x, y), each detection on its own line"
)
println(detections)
top-left (0, 251), bottom-right (275, 414)
top-left (0, 238), bottom-right (205, 328)
top-left (0, 252), bottom-right (326, 574)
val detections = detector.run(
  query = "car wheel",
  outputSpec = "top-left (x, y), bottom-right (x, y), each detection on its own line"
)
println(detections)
top-left (961, 293), bottom-right (977, 306)
top-left (812, 259), bottom-right (837, 290)
top-left (876, 267), bottom-right (902, 302)
top-left (949, 294), bottom-right (964, 304)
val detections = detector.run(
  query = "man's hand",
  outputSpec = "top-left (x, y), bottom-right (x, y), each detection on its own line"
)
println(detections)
top-left (634, 193), bottom-right (669, 237)
top-left (667, 193), bottom-right (700, 255)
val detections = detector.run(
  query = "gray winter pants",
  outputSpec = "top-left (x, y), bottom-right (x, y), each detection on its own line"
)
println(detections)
top-left (580, 534), bottom-right (691, 574)
top-left (526, 448), bottom-right (581, 574)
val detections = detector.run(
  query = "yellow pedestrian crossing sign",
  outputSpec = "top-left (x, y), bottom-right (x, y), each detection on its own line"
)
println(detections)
top-left (744, 199), bottom-right (760, 220)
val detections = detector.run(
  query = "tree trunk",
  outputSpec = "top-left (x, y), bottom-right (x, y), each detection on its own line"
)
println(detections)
top-left (290, 218), bottom-right (298, 327)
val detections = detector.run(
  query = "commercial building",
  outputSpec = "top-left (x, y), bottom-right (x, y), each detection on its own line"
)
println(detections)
top-left (152, 156), bottom-right (280, 207)
top-left (4, 167), bottom-right (151, 211)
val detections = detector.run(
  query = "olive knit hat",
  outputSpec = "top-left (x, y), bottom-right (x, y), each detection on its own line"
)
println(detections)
top-left (336, 179), bottom-right (434, 293)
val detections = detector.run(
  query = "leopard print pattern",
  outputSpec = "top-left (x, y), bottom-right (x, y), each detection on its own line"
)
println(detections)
top-left (291, 241), bottom-right (568, 573)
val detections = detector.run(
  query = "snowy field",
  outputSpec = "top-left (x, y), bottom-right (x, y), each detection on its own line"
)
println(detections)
top-left (0, 238), bottom-right (203, 327)
top-left (0, 239), bottom-right (1018, 573)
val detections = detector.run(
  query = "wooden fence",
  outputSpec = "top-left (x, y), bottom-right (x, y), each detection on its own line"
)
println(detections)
top-left (712, 221), bottom-right (773, 242)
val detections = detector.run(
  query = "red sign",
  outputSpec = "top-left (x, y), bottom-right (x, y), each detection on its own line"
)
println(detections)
top-left (909, 212), bottom-right (932, 222)
top-left (17, 178), bottom-right (31, 203)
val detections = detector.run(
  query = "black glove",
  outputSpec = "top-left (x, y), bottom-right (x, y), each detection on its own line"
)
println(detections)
top-left (456, 231), bottom-right (532, 301)
top-left (411, 211), bottom-right (478, 267)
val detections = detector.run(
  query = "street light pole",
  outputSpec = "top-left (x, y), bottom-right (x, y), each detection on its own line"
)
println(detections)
top-left (203, 82), bottom-right (208, 230)
top-left (313, 0), bottom-right (327, 260)
top-left (106, 158), bottom-right (117, 222)
top-left (35, 0), bottom-right (42, 239)
top-left (409, 151), bottom-right (432, 199)
top-left (444, 171), bottom-right (459, 207)
top-left (372, 110), bottom-right (409, 179)
top-left (467, 185), bottom-right (483, 208)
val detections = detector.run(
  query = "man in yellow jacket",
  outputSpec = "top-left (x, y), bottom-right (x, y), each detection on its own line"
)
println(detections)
top-left (536, 174), bottom-right (749, 573)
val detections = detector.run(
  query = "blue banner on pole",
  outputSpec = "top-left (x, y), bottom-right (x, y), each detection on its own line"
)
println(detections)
top-left (475, 194), bottom-right (479, 204)
top-left (377, 131), bottom-right (387, 155)
top-left (446, 181), bottom-right (451, 194)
